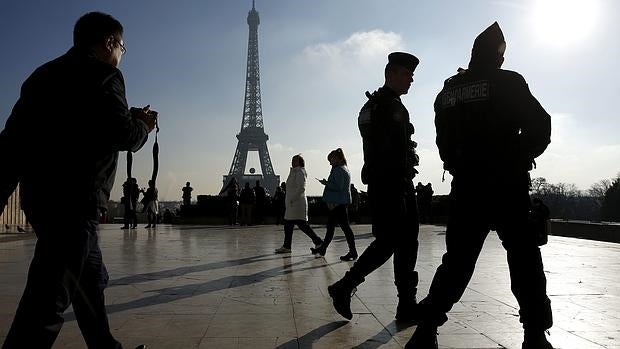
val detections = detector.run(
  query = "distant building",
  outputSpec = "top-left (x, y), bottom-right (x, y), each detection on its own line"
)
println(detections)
top-left (1, 184), bottom-right (28, 233)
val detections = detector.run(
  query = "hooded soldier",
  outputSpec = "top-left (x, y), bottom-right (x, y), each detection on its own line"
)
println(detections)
top-left (406, 23), bottom-right (553, 349)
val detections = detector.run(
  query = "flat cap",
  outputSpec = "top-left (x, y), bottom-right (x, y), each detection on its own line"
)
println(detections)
top-left (388, 52), bottom-right (419, 72)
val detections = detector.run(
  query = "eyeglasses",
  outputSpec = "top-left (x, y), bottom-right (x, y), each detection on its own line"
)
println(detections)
top-left (113, 38), bottom-right (126, 54)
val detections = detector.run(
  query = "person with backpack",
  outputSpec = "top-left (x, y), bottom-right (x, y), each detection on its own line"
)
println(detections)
top-left (406, 23), bottom-right (553, 349)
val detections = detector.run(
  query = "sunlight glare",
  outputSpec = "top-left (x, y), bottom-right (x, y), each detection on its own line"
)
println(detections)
top-left (531, 0), bottom-right (600, 47)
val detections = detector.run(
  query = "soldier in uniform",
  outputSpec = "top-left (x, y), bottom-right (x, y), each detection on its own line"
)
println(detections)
top-left (406, 23), bottom-right (553, 349)
top-left (328, 52), bottom-right (421, 322)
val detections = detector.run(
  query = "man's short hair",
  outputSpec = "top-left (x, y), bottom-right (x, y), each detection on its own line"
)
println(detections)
top-left (73, 12), bottom-right (123, 47)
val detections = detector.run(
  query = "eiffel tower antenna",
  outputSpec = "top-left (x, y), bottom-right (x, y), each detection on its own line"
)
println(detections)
top-left (222, 1), bottom-right (279, 194)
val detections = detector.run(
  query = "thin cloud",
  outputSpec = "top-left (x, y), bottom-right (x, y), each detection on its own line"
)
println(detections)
top-left (269, 143), bottom-right (294, 152)
top-left (300, 30), bottom-right (404, 71)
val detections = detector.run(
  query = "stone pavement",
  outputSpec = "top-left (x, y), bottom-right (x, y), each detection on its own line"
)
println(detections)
top-left (0, 224), bottom-right (618, 349)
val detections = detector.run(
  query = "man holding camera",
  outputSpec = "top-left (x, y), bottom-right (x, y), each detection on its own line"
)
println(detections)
top-left (0, 12), bottom-right (156, 349)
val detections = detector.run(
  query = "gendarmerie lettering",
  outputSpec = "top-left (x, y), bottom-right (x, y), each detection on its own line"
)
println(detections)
top-left (441, 80), bottom-right (490, 108)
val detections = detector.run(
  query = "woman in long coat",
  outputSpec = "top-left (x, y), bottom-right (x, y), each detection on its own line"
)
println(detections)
top-left (274, 154), bottom-right (323, 254)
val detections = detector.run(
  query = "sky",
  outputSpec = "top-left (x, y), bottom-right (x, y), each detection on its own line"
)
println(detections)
top-left (1, 0), bottom-right (619, 201)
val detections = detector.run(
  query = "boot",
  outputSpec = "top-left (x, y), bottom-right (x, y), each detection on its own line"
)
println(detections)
top-left (396, 295), bottom-right (420, 322)
top-left (310, 244), bottom-right (326, 257)
top-left (522, 329), bottom-right (554, 349)
top-left (405, 324), bottom-right (438, 349)
top-left (327, 272), bottom-right (362, 320)
top-left (339, 250), bottom-right (358, 261)
top-left (395, 277), bottom-right (419, 322)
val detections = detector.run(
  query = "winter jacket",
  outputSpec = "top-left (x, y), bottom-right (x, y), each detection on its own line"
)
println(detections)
top-left (284, 166), bottom-right (309, 221)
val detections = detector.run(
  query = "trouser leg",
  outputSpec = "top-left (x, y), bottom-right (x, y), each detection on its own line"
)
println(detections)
top-left (282, 220), bottom-right (294, 248)
top-left (495, 178), bottom-right (553, 332)
top-left (498, 224), bottom-right (553, 331)
top-left (297, 220), bottom-right (323, 246)
top-left (347, 188), bottom-right (403, 284)
top-left (123, 207), bottom-right (130, 227)
top-left (3, 215), bottom-right (121, 349)
top-left (72, 221), bottom-right (123, 349)
top-left (130, 209), bottom-right (137, 227)
top-left (393, 193), bottom-right (420, 296)
top-left (420, 207), bottom-right (489, 326)
top-left (348, 231), bottom-right (394, 282)
top-left (321, 209), bottom-right (339, 250)
top-left (337, 205), bottom-right (357, 252)
top-left (3, 233), bottom-right (66, 349)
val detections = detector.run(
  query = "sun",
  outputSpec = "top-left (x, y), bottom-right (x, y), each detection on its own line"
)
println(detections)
top-left (530, 0), bottom-right (601, 47)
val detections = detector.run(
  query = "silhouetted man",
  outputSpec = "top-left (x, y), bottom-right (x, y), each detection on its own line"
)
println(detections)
top-left (406, 22), bottom-right (553, 349)
top-left (121, 177), bottom-right (140, 229)
top-left (350, 183), bottom-right (360, 223)
top-left (239, 182), bottom-right (255, 226)
top-left (273, 186), bottom-right (285, 225)
top-left (328, 52), bottom-right (421, 322)
top-left (0, 12), bottom-right (155, 349)
top-left (182, 181), bottom-right (193, 206)
top-left (254, 180), bottom-right (266, 224)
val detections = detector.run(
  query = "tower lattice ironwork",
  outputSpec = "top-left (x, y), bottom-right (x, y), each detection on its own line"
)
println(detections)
top-left (223, 1), bottom-right (279, 194)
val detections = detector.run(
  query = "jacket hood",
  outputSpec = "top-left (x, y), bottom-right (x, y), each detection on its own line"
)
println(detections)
top-left (469, 22), bottom-right (506, 69)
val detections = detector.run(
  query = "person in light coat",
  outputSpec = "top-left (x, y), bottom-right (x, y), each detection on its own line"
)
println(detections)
top-left (275, 154), bottom-right (323, 254)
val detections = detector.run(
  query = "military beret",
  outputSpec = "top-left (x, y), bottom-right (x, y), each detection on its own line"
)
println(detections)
top-left (388, 52), bottom-right (419, 72)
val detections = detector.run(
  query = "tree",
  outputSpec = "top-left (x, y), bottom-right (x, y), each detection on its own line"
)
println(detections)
top-left (530, 177), bottom-right (548, 196)
top-left (601, 174), bottom-right (620, 222)
top-left (588, 179), bottom-right (612, 213)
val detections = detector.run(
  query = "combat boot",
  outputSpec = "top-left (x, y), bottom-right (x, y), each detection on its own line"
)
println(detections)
top-left (327, 272), bottom-right (362, 320)
top-left (405, 324), bottom-right (438, 349)
top-left (522, 330), bottom-right (554, 349)
top-left (395, 295), bottom-right (419, 322)
top-left (395, 278), bottom-right (420, 322)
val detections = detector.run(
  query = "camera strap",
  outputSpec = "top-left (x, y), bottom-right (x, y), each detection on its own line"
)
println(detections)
top-left (126, 121), bottom-right (160, 185)
top-left (151, 122), bottom-right (160, 184)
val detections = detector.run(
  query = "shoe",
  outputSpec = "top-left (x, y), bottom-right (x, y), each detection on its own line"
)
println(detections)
top-left (135, 345), bottom-right (148, 349)
top-left (405, 324), bottom-right (438, 349)
top-left (274, 246), bottom-right (291, 254)
top-left (522, 330), bottom-right (554, 349)
top-left (310, 245), bottom-right (326, 257)
top-left (339, 251), bottom-right (358, 261)
top-left (327, 280), bottom-right (356, 320)
top-left (396, 298), bottom-right (420, 322)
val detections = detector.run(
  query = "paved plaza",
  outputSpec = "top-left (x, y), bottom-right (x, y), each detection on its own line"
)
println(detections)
top-left (0, 224), bottom-right (619, 349)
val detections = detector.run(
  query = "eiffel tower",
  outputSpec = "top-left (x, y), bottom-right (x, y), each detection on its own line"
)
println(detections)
top-left (223, 1), bottom-right (279, 195)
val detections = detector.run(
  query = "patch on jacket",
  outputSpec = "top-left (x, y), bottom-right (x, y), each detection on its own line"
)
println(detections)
top-left (440, 80), bottom-right (490, 108)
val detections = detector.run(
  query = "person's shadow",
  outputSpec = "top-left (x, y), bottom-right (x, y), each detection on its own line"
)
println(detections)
top-left (350, 320), bottom-right (416, 349)
top-left (275, 321), bottom-right (349, 349)
top-left (65, 256), bottom-right (339, 319)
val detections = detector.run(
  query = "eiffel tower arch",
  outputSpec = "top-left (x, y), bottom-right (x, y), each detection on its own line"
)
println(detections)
top-left (223, 1), bottom-right (279, 195)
